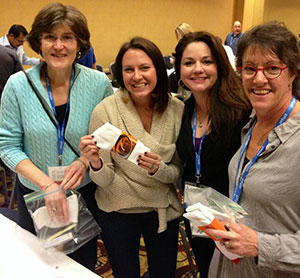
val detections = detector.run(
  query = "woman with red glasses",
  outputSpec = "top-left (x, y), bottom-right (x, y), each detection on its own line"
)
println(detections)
top-left (207, 22), bottom-right (300, 278)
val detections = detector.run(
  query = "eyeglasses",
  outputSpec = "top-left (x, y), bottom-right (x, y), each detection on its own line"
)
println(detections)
top-left (238, 65), bottom-right (288, 80)
top-left (41, 33), bottom-right (77, 45)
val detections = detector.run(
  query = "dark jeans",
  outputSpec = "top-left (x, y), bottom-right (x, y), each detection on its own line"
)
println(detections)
top-left (98, 209), bottom-right (180, 278)
top-left (184, 218), bottom-right (215, 278)
top-left (16, 176), bottom-right (99, 271)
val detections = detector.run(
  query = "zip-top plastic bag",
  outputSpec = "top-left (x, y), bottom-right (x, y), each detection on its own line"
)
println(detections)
top-left (25, 189), bottom-right (101, 254)
top-left (183, 183), bottom-right (248, 263)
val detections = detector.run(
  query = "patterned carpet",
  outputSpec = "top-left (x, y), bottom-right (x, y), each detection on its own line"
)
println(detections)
top-left (95, 232), bottom-right (199, 278)
top-left (0, 173), bottom-right (200, 278)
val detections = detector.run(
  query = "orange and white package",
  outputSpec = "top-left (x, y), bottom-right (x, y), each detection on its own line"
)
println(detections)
top-left (184, 202), bottom-right (227, 240)
top-left (184, 202), bottom-right (243, 262)
top-left (92, 122), bottom-right (150, 164)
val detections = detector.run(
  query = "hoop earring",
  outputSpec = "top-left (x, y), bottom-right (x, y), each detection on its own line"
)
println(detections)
top-left (76, 51), bottom-right (82, 59)
top-left (178, 79), bottom-right (185, 88)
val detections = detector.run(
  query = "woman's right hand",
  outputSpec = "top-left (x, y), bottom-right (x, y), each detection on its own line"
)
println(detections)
top-left (79, 135), bottom-right (102, 170)
top-left (44, 183), bottom-right (69, 223)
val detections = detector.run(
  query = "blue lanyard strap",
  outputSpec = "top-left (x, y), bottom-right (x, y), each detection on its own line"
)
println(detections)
top-left (192, 107), bottom-right (210, 186)
top-left (45, 69), bottom-right (74, 165)
top-left (232, 96), bottom-right (297, 203)
top-left (229, 35), bottom-right (234, 47)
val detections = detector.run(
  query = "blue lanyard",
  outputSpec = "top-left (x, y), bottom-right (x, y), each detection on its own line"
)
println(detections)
top-left (45, 69), bottom-right (74, 165)
top-left (192, 107), bottom-right (210, 186)
top-left (229, 35), bottom-right (234, 47)
top-left (232, 96), bottom-right (297, 203)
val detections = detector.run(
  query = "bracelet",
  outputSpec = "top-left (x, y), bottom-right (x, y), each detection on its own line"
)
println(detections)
top-left (76, 158), bottom-right (88, 170)
top-left (43, 182), bottom-right (54, 191)
top-left (89, 158), bottom-right (103, 171)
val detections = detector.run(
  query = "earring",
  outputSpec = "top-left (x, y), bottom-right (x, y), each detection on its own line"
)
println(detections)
top-left (178, 79), bottom-right (185, 88)
top-left (76, 51), bottom-right (82, 59)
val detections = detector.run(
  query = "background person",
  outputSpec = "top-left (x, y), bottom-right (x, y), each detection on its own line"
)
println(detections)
top-left (79, 37), bottom-right (183, 278)
top-left (0, 45), bottom-right (22, 99)
top-left (207, 22), bottom-right (300, 278)
top-left (174, 31), bottom-right (250, 278)
top-left (224, 20), bottom-right (243, 55)
top-left (175, 22), bottom-right (194, 41)
top-left (0, 3), bottom-right (112, 271)
top-left (0, 24), bottom-right (40, 66)
top-left (77, 46), bottom-right (97, 69)
top-left (169, 23), bottom-right (194, 100)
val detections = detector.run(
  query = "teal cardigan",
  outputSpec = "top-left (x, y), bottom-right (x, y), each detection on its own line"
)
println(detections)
top-left (0, 62), bottom-right (113, 190)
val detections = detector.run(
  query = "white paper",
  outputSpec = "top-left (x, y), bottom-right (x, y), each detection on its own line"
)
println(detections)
top-left (92, 122), bottom-right (150, 165)
top-left (32, 194), bottom-right (79, 229)
top-left (92, 122), bottom-right (121, 150)
top-left (184, 202), bottom-right (243, 261)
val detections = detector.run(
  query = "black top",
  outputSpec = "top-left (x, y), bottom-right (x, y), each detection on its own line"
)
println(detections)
top-left (176, 95), bottom-right (248, 196)
top-left (55, 103), bottom-right (69, 127)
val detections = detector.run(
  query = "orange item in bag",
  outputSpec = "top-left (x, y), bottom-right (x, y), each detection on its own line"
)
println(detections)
top-left (198, 218), bottom-right (227, 241)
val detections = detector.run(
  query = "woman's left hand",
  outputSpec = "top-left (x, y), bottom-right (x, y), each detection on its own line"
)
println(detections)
top-left (137, 151), bottom-right (161, 175)
top-left (205, 222), bottom-right (258, 257)
top-left (61, 159), bottom-right (87, 190)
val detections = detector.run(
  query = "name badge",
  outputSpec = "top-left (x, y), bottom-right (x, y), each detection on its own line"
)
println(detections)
top-left (48, 166), bottom-right (68, 183)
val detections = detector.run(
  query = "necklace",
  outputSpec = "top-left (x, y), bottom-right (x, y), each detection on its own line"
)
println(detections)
top-left (196, 115), bottom-right (206, 128)
top-left (256, 126), bottom-right (271, 146)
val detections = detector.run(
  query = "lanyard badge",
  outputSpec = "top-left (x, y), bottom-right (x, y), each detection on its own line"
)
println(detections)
top-left (45, 69), bottom-right (74, 166)
top-left (232, 96), bottom-right (297, 203)
top-left (192, 107), bottom-right (210, 186)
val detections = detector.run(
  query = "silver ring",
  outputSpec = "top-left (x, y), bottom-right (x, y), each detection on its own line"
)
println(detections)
top-left (52, 207), bottom-right (57, 213)
top-left (224, 241), bottom-right (230, 249)
top-left (225, 223), bottom-right (230, 230)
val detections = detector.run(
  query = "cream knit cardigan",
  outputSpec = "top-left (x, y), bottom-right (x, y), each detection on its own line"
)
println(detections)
top-left (89, 89), bottom-right (184, 232)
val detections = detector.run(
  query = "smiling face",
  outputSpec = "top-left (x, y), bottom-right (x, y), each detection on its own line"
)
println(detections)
top-left (122, 48), bottom-right (157, 104)
top-left (242, 46), bottom-right (295, 115)
top-left (40, 23), bottom-right (79, 71)
top-left (180, 41), bottom-right (218, 96)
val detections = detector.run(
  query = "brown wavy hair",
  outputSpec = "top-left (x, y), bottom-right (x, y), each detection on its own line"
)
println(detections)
top-left (173, 31), bottom-right (251, 142)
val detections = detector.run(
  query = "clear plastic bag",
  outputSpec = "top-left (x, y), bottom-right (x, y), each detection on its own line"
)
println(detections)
top-left (184, 183), bottom-right (247, 224)
top-left (183, 183), bottom-right (248, 263)
top-left (24, 189), bottom-right (101, 254)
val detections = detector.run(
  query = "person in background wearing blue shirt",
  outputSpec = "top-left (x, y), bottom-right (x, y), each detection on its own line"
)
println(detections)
top-left (77, 46), bottom-right (97, 69)
top-left (224, 21), bottom-right (243, 55)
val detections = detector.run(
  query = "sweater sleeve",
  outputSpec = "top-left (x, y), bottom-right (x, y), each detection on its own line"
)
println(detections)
top-left (257, 231), bottom-right (300, 273)
top-left (148, 149), bottom-right (182, 184)
top-left (0, 76), bottom-right (29, 170)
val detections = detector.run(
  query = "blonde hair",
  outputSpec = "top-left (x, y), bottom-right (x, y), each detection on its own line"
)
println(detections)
top-left (175, 23), bottom-right (193, 41)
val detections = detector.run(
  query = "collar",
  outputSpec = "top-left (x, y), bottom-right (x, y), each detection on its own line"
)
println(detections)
top-left (242, 109), bottom-right (300, 144)
top-left (1, 35), bottom-right (13, 48)
top-left (25, 62), bottom-right (81, 103)
top-left (114, 89), bottom-right (166, 144)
